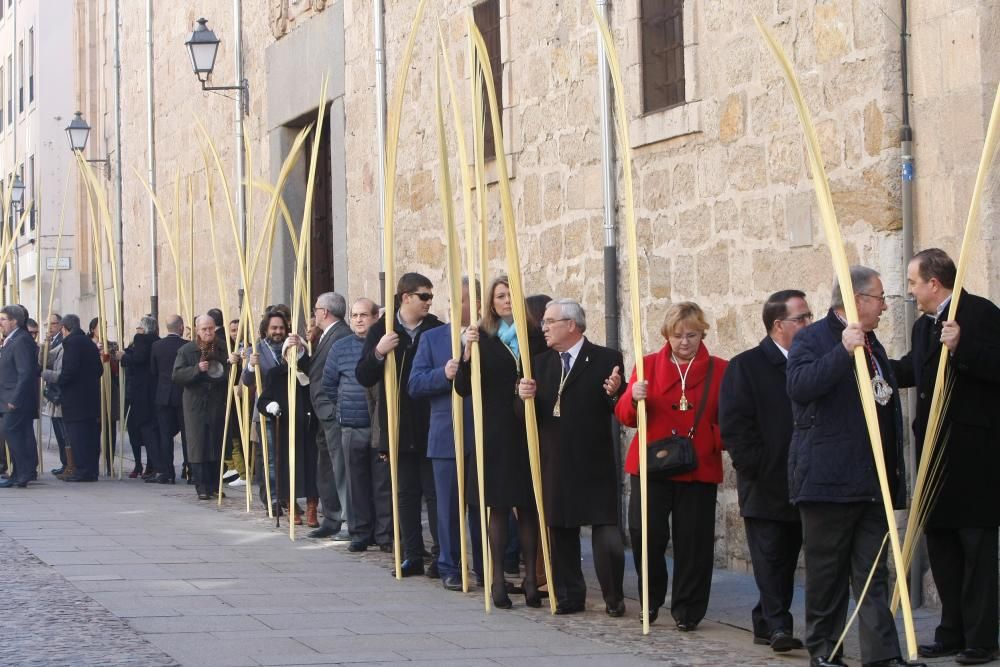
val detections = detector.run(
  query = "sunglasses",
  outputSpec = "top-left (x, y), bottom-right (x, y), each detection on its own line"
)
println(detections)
top-left (408, 292), bottom-right (434, 302)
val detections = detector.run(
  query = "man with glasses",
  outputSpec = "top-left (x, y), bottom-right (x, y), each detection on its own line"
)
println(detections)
top-left (787, 266), bottom-right (923, 667)
top-left (892, 249), bottom-right (1000, 666)
top-left (306, 292), bottom-right (352, 537)
top-left (720, 290), bottom-right (812, 654)
top-left (357, 273), bottom-right (444, 577)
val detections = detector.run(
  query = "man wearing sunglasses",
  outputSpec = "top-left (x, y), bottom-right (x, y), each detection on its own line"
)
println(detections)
top-left (356, 272), bottom-right (444, 577)
top-left (720, 289), bottom-right (812, 654)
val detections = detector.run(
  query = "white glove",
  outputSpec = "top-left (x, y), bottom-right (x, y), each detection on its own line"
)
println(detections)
top-left (265, 401), bottom-right (281, 417)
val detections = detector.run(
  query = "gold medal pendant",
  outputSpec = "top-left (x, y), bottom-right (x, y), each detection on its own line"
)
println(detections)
top-left (678, 394), bottom-right (691, 411)
top-left (553, 397), bottom-right (561, 417)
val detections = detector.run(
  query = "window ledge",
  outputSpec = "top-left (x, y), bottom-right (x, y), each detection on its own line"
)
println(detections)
top-left (629, 99), bottom-right (703, 149)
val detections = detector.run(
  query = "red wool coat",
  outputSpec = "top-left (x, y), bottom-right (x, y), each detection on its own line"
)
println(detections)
top-left (616, 343), bottom-right (727, 484)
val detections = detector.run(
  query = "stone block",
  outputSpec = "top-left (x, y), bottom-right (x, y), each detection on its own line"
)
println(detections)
top-left (696, 241), bottom-right (731, 297)
top-left (640, 168), bottom-right (670, 212)
top-left (671, 161), bottom-right (696, 205)
top-left (863, 100), bottom-right (885, 157)
top-left (697, 145), bottom-right (729, 198)
top-left (672, 254), bottom-right (696, 299)
top-left (728, 144), bottom-right (768, 192)
top-left (767, 133), bottom-right (804, 186)
top-left (813, 3), bottom-right (850, 64)
top-left (677, 204), bottom-right (712, 247)
top-left (712, 198), bottom-right (739, 235)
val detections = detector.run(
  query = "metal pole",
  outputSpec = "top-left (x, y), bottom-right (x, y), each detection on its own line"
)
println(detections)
top-left (373, 0), bottom-right (387, 299)
top-left (597, 0), bottom-right (618, 352)
top-left (113, 0), bottom-right (125, 334)
top-left (146, 0), bottom-right (158, 319)
top-left (9, 0), bottom-right (17, 302)
top-left (234, 0), bottom-right (248, 307)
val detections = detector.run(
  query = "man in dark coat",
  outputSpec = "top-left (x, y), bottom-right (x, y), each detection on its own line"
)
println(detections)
top-left (892, 249), bottom-right (1000, 666)
top-left (0, 304), bottom-right (40, 487)
top-left (306, 292), bottom-right (353, 538)
top-left (518, 298), bottom-right (625, 616)
top-left (117, 316), bottom-right (160, 477)
top-left (149, 315), bottom-right (188, 483)
top-left (172, 315), bottom-right (230, 500)
top-left (57, 314), bottom-right (104, 482)
top-left (356, 272), bottom-right (444, 577)
top-left (787, 266), bottom-right (924, 667)
top-left (720, 289), bottom-right (812, 652)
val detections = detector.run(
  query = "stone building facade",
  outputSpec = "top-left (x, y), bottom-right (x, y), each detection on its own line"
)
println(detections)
top-left (72, 0), bottom-right (1000, 574)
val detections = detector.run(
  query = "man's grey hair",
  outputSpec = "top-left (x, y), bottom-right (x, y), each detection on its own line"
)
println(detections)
top-left (831, 265), bottom-right (881, 310)
top-left (139, 315), bottom-right (158, 335)
top-left (316, 292), bottom-right (347, 320)
top-left (195, 314), bottom-right (215, 328)
top-left (61, 313), bottom-right (81, 332)
top-left (461, 276), bottom-right (482, 296)
top-left (547, 298), bottom-right (587, 333)
top-left (165, 314), bottom-right (184, 334)
top-left (1, 304), bottom-right (25, 327)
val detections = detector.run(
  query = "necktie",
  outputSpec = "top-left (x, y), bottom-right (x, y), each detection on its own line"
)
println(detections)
top-left (561, 351), bottom-right (571, 373)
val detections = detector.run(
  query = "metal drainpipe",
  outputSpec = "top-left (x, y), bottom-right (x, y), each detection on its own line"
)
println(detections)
top-left (146, 0), bottom-right (158, 319)
top-left (899, 0), bottom-right (922, 608)
top-left (234, 0), bottom-right (248, 310)
top-left (113, 0), bottom-right (125, 334)
top-left (373, 0), bottom-right (388, 301)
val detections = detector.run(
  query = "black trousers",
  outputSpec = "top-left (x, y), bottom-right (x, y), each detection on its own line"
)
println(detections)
top-left (926, 526), bottom-right (999, 650)
top-left (2, 410), bottom-right (37, 484)
top-left (63, 418), bottom-right (100, 480)
top-left (799, 502), bottom-right (900, 663)
top-left (745, 517), bottom-right (802, 639)
top-left (52, 416), bottom-right (68, 467)
top-left (628, 476), bottom-right (717, 624)
top-left (155, 405), bottom-right (187, 478)
top-left (397, 451), bottom-right (438, 561)
top-left (550, 524), bottom-right (624, 608)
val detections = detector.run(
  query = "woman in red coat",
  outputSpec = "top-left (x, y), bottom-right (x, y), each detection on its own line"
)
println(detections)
top-left (616, 301), bottom-right (727, 630)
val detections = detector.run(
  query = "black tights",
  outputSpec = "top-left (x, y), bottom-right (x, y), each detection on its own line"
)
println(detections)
top-left (489, 506), bottom-right (539, 595)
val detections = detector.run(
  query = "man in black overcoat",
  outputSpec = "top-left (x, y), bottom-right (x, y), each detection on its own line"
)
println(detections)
top-left (518, 298), bottom-right (626, 617)
top-left (891, 249), bottom-right (1000, 666)
top-left (57, 314), bottom-right (104, 482)
top-left (0, 304), bottom-right (40, 487)
top-left (720, 289), bottom-right (812, 653)
top-left (148, 315), bottom-right (188, 483)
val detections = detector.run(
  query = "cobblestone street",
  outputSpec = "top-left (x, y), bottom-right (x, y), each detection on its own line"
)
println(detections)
top-left (0, 474), bottom-right (941, 666)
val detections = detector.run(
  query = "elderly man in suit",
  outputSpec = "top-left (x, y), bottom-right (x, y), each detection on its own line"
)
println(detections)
top-left (892, 249), bottom-right (1000, 666)
top-left (57, 314), bottom-right (104, 483)
top-left (720, 290), bottom-right (812, 653)
top-left (149, 315), bottom-right (188, 484)
top-left (408, 278), bottom-right (484, 591)
top-left (518, 298), bottom-right (626, 616)
top-left (0, 304), bottom-right (40, 487)
top-left (307, 292), bottom-right (353, 537)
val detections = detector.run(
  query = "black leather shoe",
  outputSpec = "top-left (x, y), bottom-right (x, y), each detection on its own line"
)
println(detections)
top-left (554, 601), bottom-right (585, 615)
top-left (63, 473), bottom-right (97, 482)
top-left (811, 657), bottom-right (847, 667)
top-left (863, 658), bottom-right (927, 667)
top-left (753, 636), bottom-right (771, 646)
top-left (425, 560), bottom-right (440, 579)
top-left (154, 475), bottom-right (175, 484)
top-left (306, 526), bottom-right (340, 539)
top-left (378, 543), bottom-right (393, 553)
top-left (917, 641), bottom-right (961, 658)
top-left (956, 649), bottom-right (1000, 665)
top-left (606, 600), bottom-right (625, 617)
top-left (347, 541), bottom-right (368, 552)
top-left (51, 466), bottom-right (64, 476)
top-left (641, 607), bottom-right (659, 624)
top-left (676, 621), bottom-right (698, 632)
top-left (396, 559), bottom-right (424, 577)
top-left (770, 630), bottom-right (804, 652)
top-left (442, 574), bottom-right (463, 591)
top-left (197, 492), bottom-right (210, 500)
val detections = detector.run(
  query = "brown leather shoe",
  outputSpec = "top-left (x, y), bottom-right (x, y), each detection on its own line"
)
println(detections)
top-left (305, 497), bottom-right (319, 528)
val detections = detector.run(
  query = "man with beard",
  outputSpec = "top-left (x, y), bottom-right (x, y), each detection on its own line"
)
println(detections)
top-left (357, 273), bottom-right (444, 577)
top-left (173, 315), bottom-right (230, 500)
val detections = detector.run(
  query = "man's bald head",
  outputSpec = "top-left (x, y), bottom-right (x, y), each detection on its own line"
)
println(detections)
top-left (165, 314), bottom-right (184, 334)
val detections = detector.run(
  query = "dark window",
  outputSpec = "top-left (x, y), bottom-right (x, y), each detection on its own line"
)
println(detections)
top-left (641, 0), bottom-right (685, 113)
top-left (473, 0), bottom-right (502, 160)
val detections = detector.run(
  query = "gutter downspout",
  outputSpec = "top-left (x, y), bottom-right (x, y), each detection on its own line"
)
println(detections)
top-left (596, 0), bottom-right (625, 538)
top-left (234, 0), bottom-right (248, 310)
top-left (374, 0), bottom-right (388, 300)
top-left (113, 0), bottom-right (125, 333)
top-left (899, 0), bottom-right (922, 609)
top-left (146, 0), bottom-right (158, 319)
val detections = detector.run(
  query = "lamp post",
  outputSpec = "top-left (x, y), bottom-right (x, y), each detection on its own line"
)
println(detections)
top-left (65, 112), bottom-right (111, 180)
top-left (7, 174), bottom-right (25, 299)
top-left (186, 13), bottom-right (249, 308)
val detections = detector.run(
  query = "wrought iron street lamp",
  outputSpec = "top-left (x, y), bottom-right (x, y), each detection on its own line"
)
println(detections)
top-left (64, 111), bottom-right (111, 179)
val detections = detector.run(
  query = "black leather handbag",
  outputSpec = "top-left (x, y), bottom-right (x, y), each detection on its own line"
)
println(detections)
top-left (646, 359), bottom-right (714, 480)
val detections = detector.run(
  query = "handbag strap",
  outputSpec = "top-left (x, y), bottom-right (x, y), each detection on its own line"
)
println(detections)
top-left (687, 358), bottom-right (715, 437)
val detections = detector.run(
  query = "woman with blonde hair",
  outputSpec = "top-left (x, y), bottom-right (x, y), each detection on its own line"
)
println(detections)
top-left (616, 301), bottom-right (727, 629)
top-left (455, 276), bottom-right (545, 609)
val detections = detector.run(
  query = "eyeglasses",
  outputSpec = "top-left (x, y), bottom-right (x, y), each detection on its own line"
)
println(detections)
top-left (312, 306), bottom-right (327, 314)
top-left (780, 313), bottom-right (813, 323)
top-left (407, 292), bottom-right (434, 302)
top-left (541, 318), bottom-right (571, 328)
top-left (858, 293), bottom-right (887, 305)
top-left (668, 332), bottom-right (702, 343)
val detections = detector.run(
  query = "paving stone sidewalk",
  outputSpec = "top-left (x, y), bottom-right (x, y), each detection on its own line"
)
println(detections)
top-left (0, 471), bottom-right (944, 666)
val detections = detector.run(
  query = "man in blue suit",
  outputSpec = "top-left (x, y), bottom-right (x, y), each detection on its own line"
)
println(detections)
top-left (408, 279), bottom-right (484, 591)
top-left (0, 304), bottom-right (40, 487)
